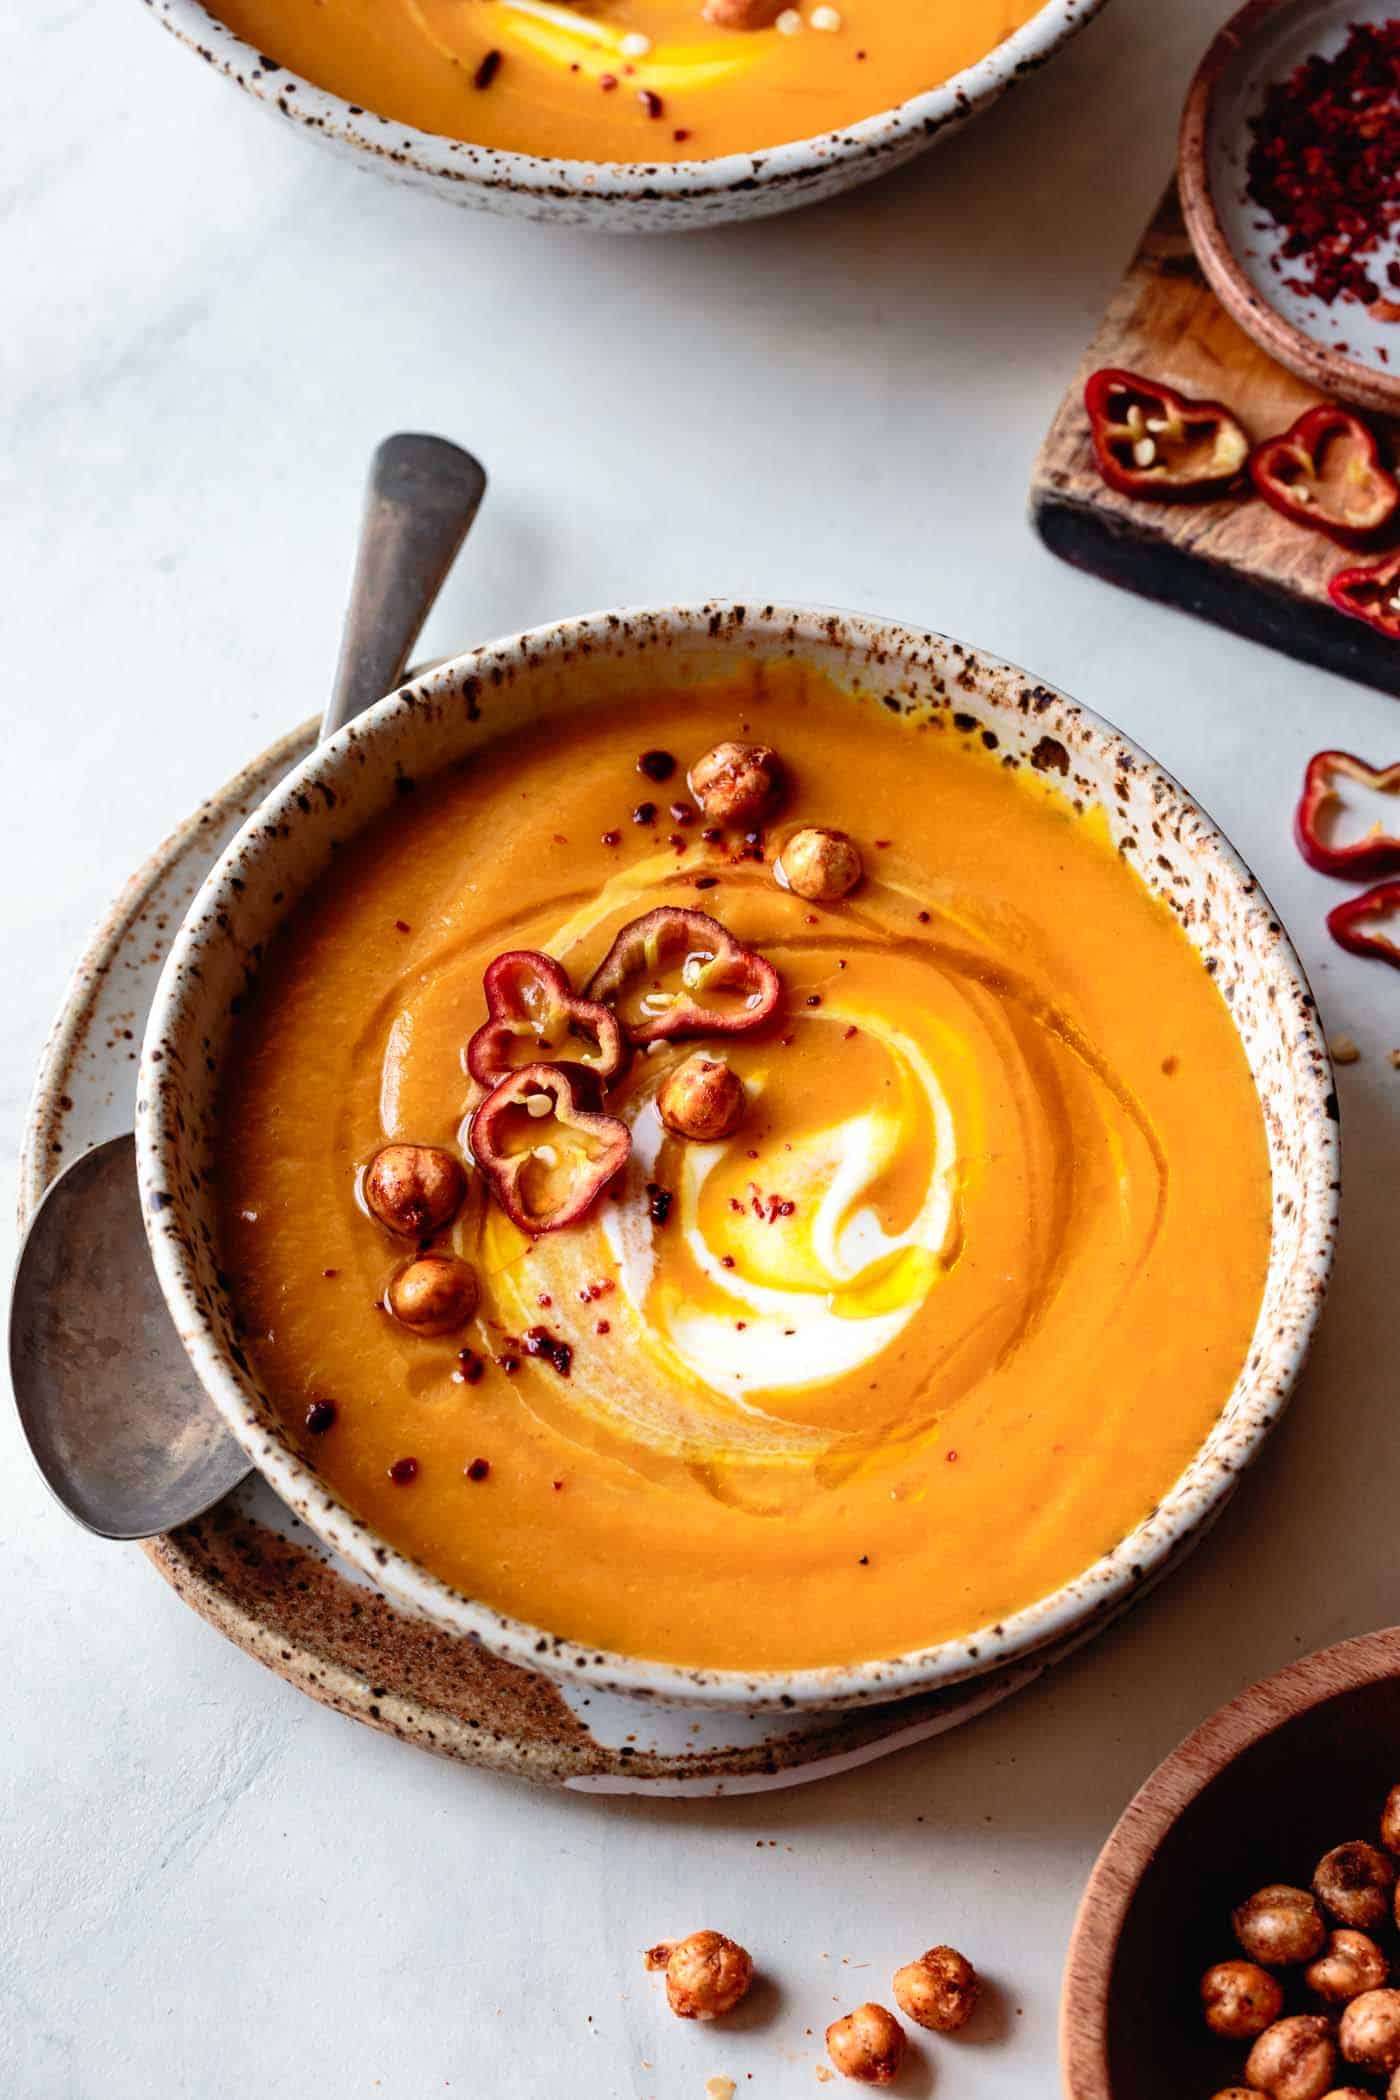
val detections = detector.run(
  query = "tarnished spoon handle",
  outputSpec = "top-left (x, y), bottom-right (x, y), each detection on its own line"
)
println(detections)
top-left (321, 434), bottom-right (487, 743)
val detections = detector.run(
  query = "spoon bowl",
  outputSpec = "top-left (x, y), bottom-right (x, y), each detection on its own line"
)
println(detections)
top-left (8, 1134), bottom-right (248, 1537)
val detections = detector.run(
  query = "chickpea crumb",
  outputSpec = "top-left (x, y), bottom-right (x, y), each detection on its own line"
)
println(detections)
top-left (1233, 1884), bottom-right (1327, 1965)
top-left (825, 2003), bottom-right (906, 2086)
top-left (657, 1053), bottom-right (746, 1142)
top-left (1245, 2013), bottom-right (1336, 2100)
top-left (776, 826), bottom-right (863, 903)
top-left (892, 1945), bottom-right (980, 2032)
top-left (362, 1142), bottom-right (466, 1236)
top-left (688, 741), bottom-right (784, 827)
top-left (645, 1932), bottom-right (753, 2020)
top-left (1200, 1959), bottom-right (1284, 2038)
top-left (386, 1253), bottom-right (479, 1336)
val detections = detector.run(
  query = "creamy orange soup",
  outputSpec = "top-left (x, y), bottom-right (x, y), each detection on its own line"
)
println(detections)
top-left (220, 665), bottom-right (1271, 1672)
top-left (209, 0), bottom-right (1043, 162)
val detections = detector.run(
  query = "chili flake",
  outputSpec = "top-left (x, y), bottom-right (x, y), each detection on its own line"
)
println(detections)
top-left (522, 1326), bottom-right (574, 1378)
top-left (1246, 22), bottom-right (1400, 311)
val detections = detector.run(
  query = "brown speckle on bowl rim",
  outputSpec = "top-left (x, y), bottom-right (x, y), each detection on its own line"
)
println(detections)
top-left (145, 0), bottom-right (1112, 231)
top-left (129, 601), bottom-right (1338, 1715)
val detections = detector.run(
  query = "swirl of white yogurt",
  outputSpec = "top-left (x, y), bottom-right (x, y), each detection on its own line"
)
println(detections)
top-left (602, 1010), bottom-right (960, 1398)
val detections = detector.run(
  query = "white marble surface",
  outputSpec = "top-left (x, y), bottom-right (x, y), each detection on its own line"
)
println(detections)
top-left (3, 2), bottom-right (1399, 2094)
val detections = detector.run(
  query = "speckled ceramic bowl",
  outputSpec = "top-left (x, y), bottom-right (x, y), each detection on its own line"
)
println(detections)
top-left (136, 602), bottom-right (1338, 1711)
top-left (145, 0), bottom-right (1111, 232)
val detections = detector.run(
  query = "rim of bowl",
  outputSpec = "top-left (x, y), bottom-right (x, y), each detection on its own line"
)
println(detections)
top-left (1177, 0), bottom-right (1400, 420)
top-left (1059, 1625), bottom-right (1400, 2098)
top-left (151, 0), bottom-right (1111, 210)
top-left (136, 601), bottom-right (1339, 1710)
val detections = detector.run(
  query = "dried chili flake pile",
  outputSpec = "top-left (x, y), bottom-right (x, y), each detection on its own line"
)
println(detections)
top-left (1245, 19), bottom-right (1400, 312)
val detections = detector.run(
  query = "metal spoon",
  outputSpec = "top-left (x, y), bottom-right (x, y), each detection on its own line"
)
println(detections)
top-left (8, 433), bottom-right (486, 1540)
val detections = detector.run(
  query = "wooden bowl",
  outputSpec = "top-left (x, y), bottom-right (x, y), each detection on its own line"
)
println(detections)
top-left (1178, 0), bottom-right (1400, 418)
top-left (1061, 1626), bottom-right (1400, 2098)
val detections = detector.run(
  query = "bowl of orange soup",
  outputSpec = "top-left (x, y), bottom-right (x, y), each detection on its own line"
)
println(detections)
top-left (147, 0), bottom-right (1109, 230)
top-left (136, 603), bottom-right (1336, 1709)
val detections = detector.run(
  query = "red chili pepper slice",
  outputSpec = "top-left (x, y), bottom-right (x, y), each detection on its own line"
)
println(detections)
top-left (1084, 368), bottom-right (1250, 501)
top-left (585, 907), bottom-right (780, 1044)
top-left (1295, 750), bottom-right (1400, 878)
top-left (466, 950), bottom-right (626, 1089)
top-left (1326, 879), bottom-right (1400, 970)
top-left (1248, 406), bottom-right (1400, 545)
top-left (1329, 548), bottom-right (1400, 640)
top-left (468, 1064), bottom-right (630, 1234)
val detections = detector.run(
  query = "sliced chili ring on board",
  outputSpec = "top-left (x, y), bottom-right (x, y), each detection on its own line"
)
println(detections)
top-left (1329, 549), bottom-right (1400, 641)
top-left (1084, 367), bottom-right (1249, 501)
top-left (1249, 405), bottom-right (1400, 546)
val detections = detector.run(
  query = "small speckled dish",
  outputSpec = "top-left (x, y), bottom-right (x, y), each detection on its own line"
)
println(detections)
top-left (136, 602), bottom-right (1338, 1714)
top-left (145, 0), bottom-right (1111, 233)
top-left (1179, 0), bottom-right (1400, 417)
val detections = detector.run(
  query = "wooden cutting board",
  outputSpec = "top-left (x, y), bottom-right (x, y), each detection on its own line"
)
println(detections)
top-left (1031, 184), bottom-right (1400, 700)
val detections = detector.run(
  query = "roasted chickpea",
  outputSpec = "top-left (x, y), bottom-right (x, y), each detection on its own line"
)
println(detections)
top-left (1321, 2089), bottom-right (1378, 2099)
top-left (777, 826), bottom-right (863, 904)
top-left (1234, 1884), bottom-right (1327, 1966)
top-left (688, 741), bottom-right (784, 827)
top-left (1340, 1989), bottom-right (1400, 2073)
top-left (1245, 2014), bottom-right (1336, 2100)
top-left (1200, 1959), bottom-right (1284, 2038)
top-left (825, 2004), bottom-right (906, 2086)
top-left (892, 1945), bottom-right (979, 2033)
top-left (386, 1254), bottom-right (479, 1336)
top-left (657, 1054), bottom-right (746, 1142)
top-left (363, 1143), bottom-right (466, 1237)
top-left (644, 1931), bottom-right (753, 2020)
top-left (1381, 1785), bottom-right (1400, 1856)
top-left (1308, 1930), bottom-right (1390, 2004)
top-left (1315, 1843), bottom-right (1397, 1930)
